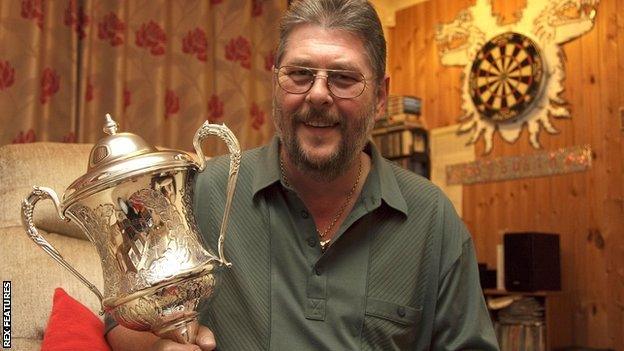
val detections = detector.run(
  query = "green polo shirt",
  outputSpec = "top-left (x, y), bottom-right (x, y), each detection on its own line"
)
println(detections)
top-left (193, 136), bottom-right (498, 350)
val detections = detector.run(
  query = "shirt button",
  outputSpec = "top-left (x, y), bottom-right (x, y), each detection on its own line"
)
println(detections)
top-left (314, 266), bottom-right (323, 276)
top-left (301, 210), bottom-right (309, 218)
top-left (397, 306), bottom-right (406, 318)
top-left (307, 237), bottom-right (316, 247)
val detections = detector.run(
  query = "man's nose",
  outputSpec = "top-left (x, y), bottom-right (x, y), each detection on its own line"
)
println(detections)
top-left (306, 75), bottom-right (333, 106)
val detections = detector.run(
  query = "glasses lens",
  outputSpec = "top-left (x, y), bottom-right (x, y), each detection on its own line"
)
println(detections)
top-left (327, 71), bottom-right (365, 98)
top-left (278, 66), bottom-right (314, 94)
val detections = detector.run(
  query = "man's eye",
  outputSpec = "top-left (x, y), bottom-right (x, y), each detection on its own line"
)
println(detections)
top-left (330, 72), bottom-right (359, 85)
top-left (288, 69), bottom-right (313, 80)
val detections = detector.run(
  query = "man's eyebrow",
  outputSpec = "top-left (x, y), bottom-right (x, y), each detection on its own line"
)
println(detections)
top-left (326, 62), bottom-right (361, 72)
top-left (283, 59), bottom-right (314, 67)
top-left (282, 59), bottom-right (362, 72)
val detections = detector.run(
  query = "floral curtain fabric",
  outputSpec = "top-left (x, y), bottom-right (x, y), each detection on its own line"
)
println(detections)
top-left (0, 0), bottom-right (285, 154)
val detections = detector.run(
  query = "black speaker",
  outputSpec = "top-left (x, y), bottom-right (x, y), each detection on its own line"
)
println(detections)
top-left (504, 232), bottom-right (561, 292)
top-left (478, 263), bottom-right (497, 289)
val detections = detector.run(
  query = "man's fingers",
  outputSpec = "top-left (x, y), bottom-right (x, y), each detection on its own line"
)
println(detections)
top-left (195, 326), bottom-right (217, 351)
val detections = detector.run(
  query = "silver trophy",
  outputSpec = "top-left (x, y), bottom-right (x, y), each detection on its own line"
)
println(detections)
top-left (21, 114), bottom-right (240, 343)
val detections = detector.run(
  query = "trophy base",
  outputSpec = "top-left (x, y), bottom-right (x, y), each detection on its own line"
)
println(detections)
top-left (154, 313), bottom-right (199, 344)
top-left (104, 261), bottom-right (222, 343)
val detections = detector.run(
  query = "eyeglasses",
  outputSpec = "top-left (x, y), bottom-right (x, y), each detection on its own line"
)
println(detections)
top-left (275, 65), bottom-right (368, 99)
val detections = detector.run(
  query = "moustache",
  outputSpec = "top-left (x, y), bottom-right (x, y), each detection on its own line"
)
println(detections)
top-left (294, 108), bottom-right (341, 125)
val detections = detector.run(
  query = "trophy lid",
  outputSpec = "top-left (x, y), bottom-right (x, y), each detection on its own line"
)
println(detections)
top-left (63, 114), bottom-right (197, 207)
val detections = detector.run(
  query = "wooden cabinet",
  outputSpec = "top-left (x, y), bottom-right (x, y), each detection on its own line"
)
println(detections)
top-left (371, 122), bottom-right (430, 178)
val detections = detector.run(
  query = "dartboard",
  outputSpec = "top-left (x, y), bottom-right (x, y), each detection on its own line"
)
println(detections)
top-left (469, 32), bottom-right (544, 123)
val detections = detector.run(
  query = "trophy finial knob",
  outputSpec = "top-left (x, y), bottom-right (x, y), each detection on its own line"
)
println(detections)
top-left (103, 114), bottom-right (118, 135)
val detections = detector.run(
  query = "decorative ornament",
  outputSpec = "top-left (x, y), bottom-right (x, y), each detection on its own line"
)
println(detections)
top-left (436, 0), bottom-right (599, 153)
top-left (446, 144), bottom-right (592, 185)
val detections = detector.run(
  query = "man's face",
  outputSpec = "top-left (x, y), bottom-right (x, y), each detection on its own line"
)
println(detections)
top-left (273, 24), bottom-right (388, 180)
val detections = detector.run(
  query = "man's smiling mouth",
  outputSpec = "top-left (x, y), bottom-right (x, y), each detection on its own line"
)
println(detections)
top-left (304, 121), bottom-right (338, 128)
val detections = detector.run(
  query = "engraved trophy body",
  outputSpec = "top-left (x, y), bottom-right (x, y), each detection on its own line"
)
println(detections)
top-left (21, 115), bottom-right (240, 343)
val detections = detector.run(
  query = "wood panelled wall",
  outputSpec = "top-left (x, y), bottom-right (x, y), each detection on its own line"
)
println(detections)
top-left (388, 0), bottom-right (624, 349)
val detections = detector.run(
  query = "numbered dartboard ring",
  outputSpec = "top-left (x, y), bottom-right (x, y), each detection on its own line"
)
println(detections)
top-left (469, 32), bottom-right (544, 123)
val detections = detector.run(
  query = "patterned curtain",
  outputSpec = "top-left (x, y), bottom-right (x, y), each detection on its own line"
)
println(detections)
top-left (0, 0), bottom-right (286, 154)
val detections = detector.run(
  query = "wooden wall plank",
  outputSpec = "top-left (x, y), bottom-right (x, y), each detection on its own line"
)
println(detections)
top-left (616, 4), bottom-right (624, 348)
top-left (560, 16), bottom-right (590, 346)
top-left (597, 0), bottom-right (624, 346)
top-left (578, 0), bottom-right (611, 345)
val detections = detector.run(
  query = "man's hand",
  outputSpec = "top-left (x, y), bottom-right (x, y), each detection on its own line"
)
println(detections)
top-left (149, 325), bottom-right (216, 351)
top-left (106, 323), bottom-right (216, 351)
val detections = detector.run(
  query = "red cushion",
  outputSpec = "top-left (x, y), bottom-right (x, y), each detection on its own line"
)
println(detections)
top-left (41, 288), bottom-right (111, 351)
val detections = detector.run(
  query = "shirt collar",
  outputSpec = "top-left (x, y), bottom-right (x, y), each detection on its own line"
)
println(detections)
top-left (364, 141), bottom-right (408, 216)
top-left (252, 136), bottom-right (408, 217)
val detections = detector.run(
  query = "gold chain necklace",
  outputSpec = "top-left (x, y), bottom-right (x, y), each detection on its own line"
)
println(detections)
top-left (279, 155), bottom-right (362, 251)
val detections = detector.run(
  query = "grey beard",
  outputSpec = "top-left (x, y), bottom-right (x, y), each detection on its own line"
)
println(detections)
top-left (273, 102), bottom-right (375, 182)
top-left (287, 134), bottom-right (350, 182)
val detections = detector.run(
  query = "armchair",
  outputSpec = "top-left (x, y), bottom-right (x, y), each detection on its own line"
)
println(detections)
top-left (0, 142), bottom-right (103, 349)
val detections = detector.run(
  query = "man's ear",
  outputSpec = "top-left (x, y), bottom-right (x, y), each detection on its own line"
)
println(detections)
top-left (374, 76), bottom-right (390, 122)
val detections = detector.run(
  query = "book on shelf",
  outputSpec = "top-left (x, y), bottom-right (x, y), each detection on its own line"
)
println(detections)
top-left (382, 95), bottom-right (425, 128)
top-left (387, 95), bottom-right (422, 115)
top-left (386, 113), bottom-right (426, 127)
top-left (374, 113), bottom-right (427, 132)
top-left (371, 127), bottom-right (427, 159)
top-left (495, 323), bottom-right (545, 351)
top-left (373, 119), bottom-right (426, 134)
top-left (490, 297), bottom-right (546, 351)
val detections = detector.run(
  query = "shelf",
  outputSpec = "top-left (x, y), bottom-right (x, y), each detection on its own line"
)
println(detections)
top-left (371, 121), bottom-right (426, 135)
top-left (372, 121), bottom-right (430, 179)
top-left (483, 289), bottom-right (560, 297)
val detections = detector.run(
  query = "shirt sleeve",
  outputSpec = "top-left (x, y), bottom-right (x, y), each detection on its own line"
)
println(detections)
top-left (430, 196), bottom-right (500, 351)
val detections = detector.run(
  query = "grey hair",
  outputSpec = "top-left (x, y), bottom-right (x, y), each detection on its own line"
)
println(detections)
top-left (275, 0), bottom-right (386, 83)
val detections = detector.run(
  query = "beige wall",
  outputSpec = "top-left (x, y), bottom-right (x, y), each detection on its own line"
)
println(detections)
top-left (370, 0), bottom-right (428, 27)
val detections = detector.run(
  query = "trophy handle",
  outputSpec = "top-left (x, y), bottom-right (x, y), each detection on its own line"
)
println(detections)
top-left (193, 121), bottom-right (241, 267)
top-left (21, 186), bottom-right (105, 312)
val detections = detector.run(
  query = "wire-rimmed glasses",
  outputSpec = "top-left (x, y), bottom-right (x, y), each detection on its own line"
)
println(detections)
top-left (275, 65), bottom-right (368, 99)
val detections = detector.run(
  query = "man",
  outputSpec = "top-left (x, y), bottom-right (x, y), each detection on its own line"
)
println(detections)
top-left (107, 0), bottom-right (499, 350)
